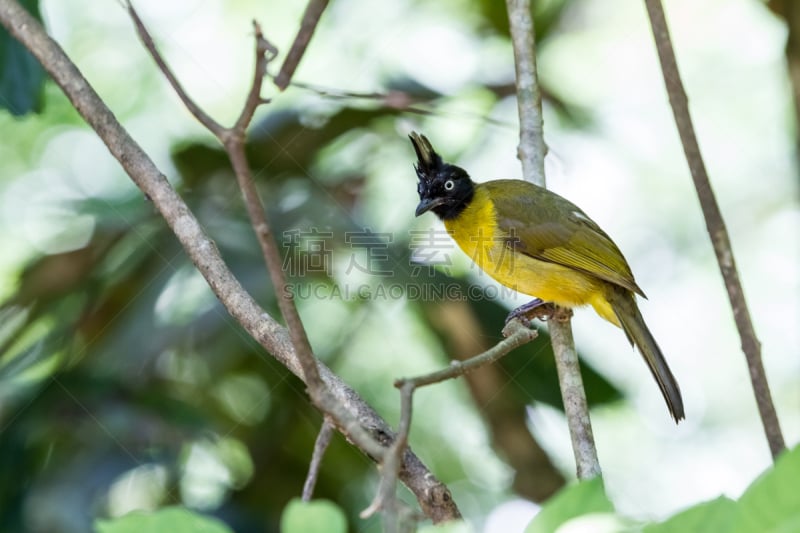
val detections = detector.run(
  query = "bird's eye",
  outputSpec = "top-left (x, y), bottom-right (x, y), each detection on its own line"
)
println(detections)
top-left (444, 180), bottom-right (455, 191)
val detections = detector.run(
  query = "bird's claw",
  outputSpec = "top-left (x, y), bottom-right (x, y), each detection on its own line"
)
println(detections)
top-left (505, 298), bottom-right (556, 326)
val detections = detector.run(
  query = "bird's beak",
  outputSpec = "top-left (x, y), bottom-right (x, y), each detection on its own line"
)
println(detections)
top-left (415, 197), bottom-right (447, 217)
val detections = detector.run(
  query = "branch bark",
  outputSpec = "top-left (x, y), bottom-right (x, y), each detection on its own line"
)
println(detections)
top-left (643, 0), bottom-right (786, 460)
top-left (126, 5), bottom-right (223, 137)
top-left (506, 0), bottom-right (546, 181)
top-left (505, 0), bottom-right (601, 479)
top-left (273, 0), bottom-right (329, 90)
top-left (364, 319), bottom-right (536, 531)
top-left (425, 301), bottom-right (565, 501)
top-left (130, 1), bottom-right (463, 519)
top-left (0, 0), bottom-right (460, 521)
top-left (128, 5), bottom-right (326, 396)
top-left (302, 418), bottom-right (334, 501)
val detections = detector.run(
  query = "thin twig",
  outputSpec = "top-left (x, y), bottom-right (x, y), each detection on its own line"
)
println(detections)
top-left (397, 319), bottom-right (538, 389)
top-left (233, 21), bottom-right (276, 133)
top-left (128, 0), bottom-right (408, 500)
top-left (128, 3), bottom-right (461, 520)
top-left (284, 79), bottom-right (516, 128)
top-left (274, 0), bottom-right (329, 90)
top-left (127, 2), bottom-right (325, 398)
top-left (127, 2), bottom-right (224, 137)
top-left (426, 302), bottom-right (565, 501)
top-left (226, 142), bottom-right (325, 393)
top-left (505, 0), bottom-right (546, 183)
top-left (361, 382), bottom-right (416, 533)
top-left (363, 320), bottom-right (536, 527)
top-left (505, 0), bottom-right (601, 478)
top-left (0, 0), bottom-right (461, 521)
top-left (226, 24), bottom-right (326, 398)
top-left (549, 309), bottom-right (601, 478)
top-left (302, 418), bottom-right (335, 501)
top-left (643, 0), bottom-right (786, 460)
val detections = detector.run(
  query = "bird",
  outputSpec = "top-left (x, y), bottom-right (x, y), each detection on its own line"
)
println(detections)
top-left (409, 132), bottom-right (684, 422)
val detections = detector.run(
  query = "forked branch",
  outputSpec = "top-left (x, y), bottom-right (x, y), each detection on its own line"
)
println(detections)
top-left (0, 0), bottom-right (460, 522)
top-left (365, 319), bottom-right (537, 532)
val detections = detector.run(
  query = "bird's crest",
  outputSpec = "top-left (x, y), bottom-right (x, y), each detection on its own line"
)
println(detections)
top-left (409, 132), bottom-right (443, 181)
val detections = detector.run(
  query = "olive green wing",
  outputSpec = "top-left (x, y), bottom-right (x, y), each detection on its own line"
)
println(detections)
top-left (483, 180), bottom-right (645, 297)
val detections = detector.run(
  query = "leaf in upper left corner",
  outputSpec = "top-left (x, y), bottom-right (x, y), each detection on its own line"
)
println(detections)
top-left (0, 0), bottom-right (46, 116)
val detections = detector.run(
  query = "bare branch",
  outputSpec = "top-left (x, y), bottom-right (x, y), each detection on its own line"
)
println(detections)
top-left (225, 141), bottom-right (325, 394)
top-left (232, 21), bottom-right (276, 133)
top-left (0, 0), bottom-right (460, 521)
top-left (127, 0), bottom-right (326, 421)
top-left (505, 0), bottom-right (546, 185)
top-left (274, 0), bottom-right (329, 90)
top-left (127, 2), bottom-right (224, 137)
top-left (128, 2), bottom-right (461, 515)
top-left (426, 302), bottom-right (565, 501)
top-left (397, 319), bottom-right (537, 390)
top-left (361, 382), bottom-right (417, 533)
top-left (505, 0), bottom-right (601, 478)
top-left (302, 419), bottom-right (334, 501)
top-left (365, 319), bottom-right (536, 528)
top-left (549, 309), bottom-right (601, 478)
top-left (643, 0), bottom-right (786, 460)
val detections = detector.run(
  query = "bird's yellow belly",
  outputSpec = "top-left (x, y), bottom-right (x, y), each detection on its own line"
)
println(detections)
top-left (443, 193), bottom-right (618, 325)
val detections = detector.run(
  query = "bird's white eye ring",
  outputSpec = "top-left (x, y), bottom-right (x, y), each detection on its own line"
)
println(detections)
top-left (444, 180), bottom-right (455, 191)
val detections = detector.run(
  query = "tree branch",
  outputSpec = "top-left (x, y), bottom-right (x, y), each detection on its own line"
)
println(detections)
top-left (233, 21), bottom-right (277, 133)
top-left (643, 0), bottom-right (786, 460)
top-left (302, 418), bottom-right (334, 501)
top-left (548, 309), bottom-right (600, 478)
top-left (127, 3), bottom-right (225, 138)
top-left (365, 319), bottom-right (536, 530)
top-left (505, 0), bottom-right (546, 182)
top-left (424, 302), bottom-right (565, 501)
top-left (0, 0), bottom-right (460, 521)
top-left (361, 381), bottom-right (418, 533)
top-left (273, 0), bottom-right (329, 91)
top-left (127, 2), bottom-right (465, 519)
top-left (127, 2), bottom-right (324, 409)
top-left (130, 0), bottom-right (461, 518)
top-left (505, 0), bottom-right (601, 478)
top-left (396, 319), bottom-right (538, 389)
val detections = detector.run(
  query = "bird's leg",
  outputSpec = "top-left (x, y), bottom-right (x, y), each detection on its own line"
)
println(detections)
top-left (505, 298), bottom-right (556, 325)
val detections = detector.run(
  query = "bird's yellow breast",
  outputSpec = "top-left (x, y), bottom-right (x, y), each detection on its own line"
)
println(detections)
top-left (444, 187), bottom-right (618, 324)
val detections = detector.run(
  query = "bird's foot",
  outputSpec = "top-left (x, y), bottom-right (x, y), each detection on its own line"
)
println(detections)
top-left (552, 306), bottom-right (573, 322)
top-left (505, 298), bottom-right (556, 326)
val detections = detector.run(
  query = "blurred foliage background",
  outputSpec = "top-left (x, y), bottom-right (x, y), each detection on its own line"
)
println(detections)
top-left (0, 0), bottom-right (798, 531)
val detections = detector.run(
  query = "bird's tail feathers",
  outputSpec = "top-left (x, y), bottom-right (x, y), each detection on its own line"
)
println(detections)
top-left (610, 289), bottom-right (685, 423)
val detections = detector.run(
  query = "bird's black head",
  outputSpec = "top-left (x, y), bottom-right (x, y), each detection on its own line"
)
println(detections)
top-left (409, 132), bottom-right (474, 221)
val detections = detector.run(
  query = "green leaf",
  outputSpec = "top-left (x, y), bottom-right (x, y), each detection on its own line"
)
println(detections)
top-left (280, 498), bottom-right (348, 533)
top-left (94, 506), bottom-right (232, 533)
top-left (730, 445), bottom-right (800, 533)
top-left (0, 0), bottom-right (46, 116)
top-left (643, 496), bottom-right (737, 533)
top-left (525, 477), bottom-right (613, 533)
